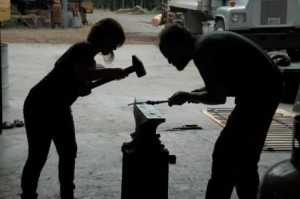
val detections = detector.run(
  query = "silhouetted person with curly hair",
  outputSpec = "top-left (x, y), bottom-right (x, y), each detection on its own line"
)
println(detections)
top-left (21, 18), bottom-right (127, 199)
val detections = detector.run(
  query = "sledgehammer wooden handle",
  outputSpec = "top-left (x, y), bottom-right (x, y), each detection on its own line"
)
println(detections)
top-left (128, 100), bottom-right (169, 106)
top-left (88, 76), bottom-right (115, 89)
top-left (88, 55), bottom-right (146, 89)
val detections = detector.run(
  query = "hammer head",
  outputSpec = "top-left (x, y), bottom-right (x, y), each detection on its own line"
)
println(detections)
top-left (132, 55), bottom-right (146, 77)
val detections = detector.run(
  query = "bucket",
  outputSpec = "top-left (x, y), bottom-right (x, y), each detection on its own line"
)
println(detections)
top-left (72, 16), bottom-right (81, 28)
top-left (1, 43), bottom-right (9, 109)
top-left (62, 11), bottom-right (73, 27)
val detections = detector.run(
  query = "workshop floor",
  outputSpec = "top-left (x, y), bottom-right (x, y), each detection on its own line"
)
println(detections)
top-left (0, 43), bottom-right (295, 199)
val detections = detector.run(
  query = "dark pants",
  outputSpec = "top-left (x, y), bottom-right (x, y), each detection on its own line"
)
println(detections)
top-left (21, 98), bottom-right (77, 199)
top-left (205, 85), bottom-right (283, 199)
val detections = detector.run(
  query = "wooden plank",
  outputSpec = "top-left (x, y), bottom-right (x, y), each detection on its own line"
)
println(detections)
top-left (11, 14), bottom-right (31, 19)
top-left (203, 108), bottom-right (295, 151)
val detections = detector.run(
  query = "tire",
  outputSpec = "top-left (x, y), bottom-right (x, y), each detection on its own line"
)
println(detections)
top-left (214, 20), bottom-right (225, 31)
top-left (287, 48), bottom-right (300, 62)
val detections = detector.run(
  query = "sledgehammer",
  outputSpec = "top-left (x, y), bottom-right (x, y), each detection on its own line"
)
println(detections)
top-left (88, 55), bottom-right (146, 89)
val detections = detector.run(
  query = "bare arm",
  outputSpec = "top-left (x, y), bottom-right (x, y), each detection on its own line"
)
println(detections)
top-left (191, 87), bottom-right (206, 93)
top-left (74, 61), bottom-right (127, 97)
top-left (74, 61), bottom-right (127, 82)
top-left (168, 84), bottom-right (226, 106)
top-left (85, 67), bottom-right (127, 81)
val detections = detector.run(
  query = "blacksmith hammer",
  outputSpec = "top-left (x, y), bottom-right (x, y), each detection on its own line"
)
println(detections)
top-left (88, 55), bottom-right (146, 89)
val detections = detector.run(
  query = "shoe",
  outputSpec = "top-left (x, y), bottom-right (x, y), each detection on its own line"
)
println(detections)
top-left (14, 119), bottom-right (25, 127)
top-left (2, 121), bottom-right (14, 129)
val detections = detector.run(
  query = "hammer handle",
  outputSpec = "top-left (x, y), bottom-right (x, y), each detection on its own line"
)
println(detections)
top-left (87, 65), bottom-right (133, 89)
top-left (87, 76), bottom-right (115, 89)
top-left (128, 100), bottom-right (169, 106)
top-left (124, 66), bottom-right (134, 74)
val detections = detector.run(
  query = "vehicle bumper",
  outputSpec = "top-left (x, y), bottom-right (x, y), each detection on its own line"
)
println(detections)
top-left (236, 31), bottom-right (300, 50)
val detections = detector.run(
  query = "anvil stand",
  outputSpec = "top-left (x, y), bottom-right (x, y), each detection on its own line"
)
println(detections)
top-left (121, 100), bottom-right (176, 199)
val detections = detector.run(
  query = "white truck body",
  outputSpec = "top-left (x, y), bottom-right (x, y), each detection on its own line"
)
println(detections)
top-left (167, 0), bottom-right (300, 60)
top-left (168, 0), bottom-right (200, 10)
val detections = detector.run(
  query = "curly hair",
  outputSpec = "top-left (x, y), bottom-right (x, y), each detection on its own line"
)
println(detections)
top-left (87, 18), bottom-right (125, 62)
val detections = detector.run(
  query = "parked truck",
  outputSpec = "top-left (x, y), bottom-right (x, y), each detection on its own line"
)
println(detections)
top-left (164, 0), bottom-right (300, 61)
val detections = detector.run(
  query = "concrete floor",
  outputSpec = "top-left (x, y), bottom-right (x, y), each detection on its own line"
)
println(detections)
top-left (0, 43), bottom-right (296, 198)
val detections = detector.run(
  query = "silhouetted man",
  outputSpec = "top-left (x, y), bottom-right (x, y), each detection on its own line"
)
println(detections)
top-left (159, 24), bottom-right (284, 199)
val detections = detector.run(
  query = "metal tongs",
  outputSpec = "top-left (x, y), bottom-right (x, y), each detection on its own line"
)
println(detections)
top-left (128, 100), bottom-right (169, 106)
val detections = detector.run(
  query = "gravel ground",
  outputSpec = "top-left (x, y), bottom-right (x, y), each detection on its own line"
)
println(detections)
top-left (1, 9), bottom-right (164, 44)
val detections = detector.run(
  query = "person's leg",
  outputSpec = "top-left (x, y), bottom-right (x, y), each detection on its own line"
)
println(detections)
top-left (206, 98), bottom-right (280, 199)
top-left (205, 178), bottom-right (235, 199)
top-left (235, 103), bottom-right (279, 199)
top-left (206, 99), bottom-right (273, 199)
top-left (21, 120), bottom-right (52, 199)
top-left (52, 111), bottom-right (77, 199)
top-left (205, 108), bottom-right (241, 199)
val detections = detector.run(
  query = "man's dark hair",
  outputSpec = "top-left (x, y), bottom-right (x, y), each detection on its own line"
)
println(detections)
top-left (159, 24), bottom-right (194, 56)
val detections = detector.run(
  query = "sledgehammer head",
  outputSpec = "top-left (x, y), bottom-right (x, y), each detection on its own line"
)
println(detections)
top-left (125, 55), bottom-right (146, 77)
top-left (133, 55), bottom-right (146, 77)
top-left (88, 55), bottom-right (146, 90)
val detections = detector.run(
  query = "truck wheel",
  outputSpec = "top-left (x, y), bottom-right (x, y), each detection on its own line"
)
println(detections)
top-left (214, 20), bottom-right (225, 31)
top-left (287, 48), bottom-right (300, 61)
